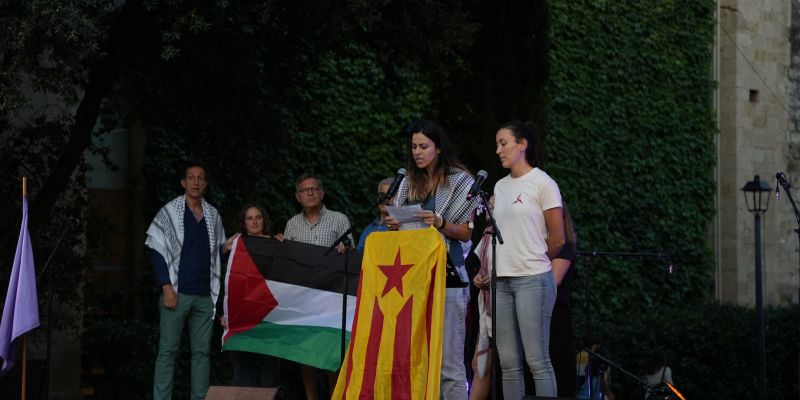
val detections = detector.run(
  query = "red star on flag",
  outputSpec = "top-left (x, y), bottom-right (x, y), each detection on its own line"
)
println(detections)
top-left (378, 249), bottom-right (415, 296)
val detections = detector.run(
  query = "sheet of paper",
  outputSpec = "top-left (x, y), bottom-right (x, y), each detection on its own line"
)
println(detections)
top-left (385, 205), bottom-right (429, 231)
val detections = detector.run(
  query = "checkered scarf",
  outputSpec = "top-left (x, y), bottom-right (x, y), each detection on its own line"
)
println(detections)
top-left (145, 195), bottom-right (225, 317)
top-left (394, 167), bottom-right (478, 253)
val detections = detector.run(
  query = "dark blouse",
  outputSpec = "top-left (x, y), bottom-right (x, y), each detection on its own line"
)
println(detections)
top-left (554, 240), bottom-right (575, 307)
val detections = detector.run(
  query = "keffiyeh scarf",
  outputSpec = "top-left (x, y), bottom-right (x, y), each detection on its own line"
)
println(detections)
top-left (145, 195), bottom-right (225, 317)
top-left (394, 166), bottom-right (479, 255)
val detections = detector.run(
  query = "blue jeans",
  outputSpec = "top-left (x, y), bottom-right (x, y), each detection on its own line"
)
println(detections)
top-left (495, 273), bottom-right (557, 399)
top-left (441, 265), bottom-right (469, 399)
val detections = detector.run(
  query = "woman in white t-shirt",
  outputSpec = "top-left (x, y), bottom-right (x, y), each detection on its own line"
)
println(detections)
top-left (487, 120), bottom-right (565, 399)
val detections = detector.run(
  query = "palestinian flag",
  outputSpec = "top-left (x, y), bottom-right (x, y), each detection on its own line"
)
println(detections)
top-left (222, 236), bottom-right (360, 372)
top-left (333, 227), bottom-right (447, 400)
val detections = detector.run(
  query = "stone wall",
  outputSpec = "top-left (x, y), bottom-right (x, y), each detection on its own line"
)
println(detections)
top-left (717, 0), bottom-right (798, 306)
top-left (790, 0), bottom-right (800, 137)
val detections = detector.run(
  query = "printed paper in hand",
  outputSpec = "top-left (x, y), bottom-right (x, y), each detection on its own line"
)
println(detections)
top-left (385, 205), bottom-right (428, 230)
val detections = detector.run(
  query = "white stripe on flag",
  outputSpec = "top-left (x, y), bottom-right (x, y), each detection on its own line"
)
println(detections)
top-left (266, 281), bottom-right (356, 330)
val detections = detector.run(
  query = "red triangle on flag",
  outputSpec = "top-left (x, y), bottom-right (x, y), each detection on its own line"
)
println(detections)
top-left (224, 238), bottom-right (277, 340)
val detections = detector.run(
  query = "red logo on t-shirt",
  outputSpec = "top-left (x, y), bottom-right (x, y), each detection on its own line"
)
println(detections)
top-left (512, 194), bottom-right (523, 205)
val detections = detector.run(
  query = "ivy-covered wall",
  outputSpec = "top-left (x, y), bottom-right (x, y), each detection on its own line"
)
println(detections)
top-left (547, 0), bottom-right (717, 316)
top-left (545, 0), bottom-right (743, 397)
top-left (141, 46), bottom-right (431, 235)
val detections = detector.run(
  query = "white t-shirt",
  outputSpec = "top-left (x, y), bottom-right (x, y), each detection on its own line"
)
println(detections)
top-left (491, 168), bottom-right (562, 277)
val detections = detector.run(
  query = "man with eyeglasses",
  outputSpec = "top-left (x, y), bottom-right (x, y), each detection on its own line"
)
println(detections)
top-left (356, 177), bottom-right (394, 251)
top-left (283, 173), bottom-right (352, 399)
top-left (284, 173), bottom-right (352, 252)
top-left (146, 160), bottom-right (226, 400)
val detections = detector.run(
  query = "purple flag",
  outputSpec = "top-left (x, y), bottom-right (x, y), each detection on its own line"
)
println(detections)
top-left (0, 195), bottom-right (40, 376)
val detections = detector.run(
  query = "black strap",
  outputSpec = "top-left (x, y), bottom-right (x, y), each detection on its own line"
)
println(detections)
top-left (445, 256), bottom-right (468, 288)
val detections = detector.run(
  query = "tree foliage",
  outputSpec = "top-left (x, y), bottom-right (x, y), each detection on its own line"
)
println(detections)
top-left (0, 0), bottom-right (477, 317)
top-left (141, 44), bottom-right (433, 233)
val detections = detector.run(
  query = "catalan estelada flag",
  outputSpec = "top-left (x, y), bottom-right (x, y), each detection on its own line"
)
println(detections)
top-left (222, 236), bottom-right (360, 372)
top-left (332, 227), bottom-right (447, 399)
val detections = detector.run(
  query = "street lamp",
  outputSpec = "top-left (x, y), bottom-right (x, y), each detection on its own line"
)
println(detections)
top-left (741, 174), bottom-right (771, 400)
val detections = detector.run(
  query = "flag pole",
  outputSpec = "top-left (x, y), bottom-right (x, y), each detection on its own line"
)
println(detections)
top-left (21, 177), bottom-right (27, 400)
top-left (22, 335), bottom-right (27, 400)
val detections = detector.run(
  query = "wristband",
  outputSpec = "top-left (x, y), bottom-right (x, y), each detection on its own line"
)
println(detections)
top-left (437, 215), bottom-right (447, 231)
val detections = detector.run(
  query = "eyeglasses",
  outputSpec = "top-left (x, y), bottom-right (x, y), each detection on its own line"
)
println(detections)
top-left (297, 187), bottom-right (321, 195)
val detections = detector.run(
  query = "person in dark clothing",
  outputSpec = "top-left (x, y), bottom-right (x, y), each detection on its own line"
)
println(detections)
top-left (550, 202), bottom-right (578, 396)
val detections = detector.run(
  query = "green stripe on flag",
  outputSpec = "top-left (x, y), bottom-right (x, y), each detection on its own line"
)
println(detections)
top-left (223, 321), bottom-right (350, 372)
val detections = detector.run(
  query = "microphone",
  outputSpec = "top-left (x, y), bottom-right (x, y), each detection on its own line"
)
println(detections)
top-left (383, 168), bottom-right (406, 200)
top-left (467, 170), bottom-right (488, 200)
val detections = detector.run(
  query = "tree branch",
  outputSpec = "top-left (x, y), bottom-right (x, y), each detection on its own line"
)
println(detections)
top-left (30, 0), bottom-right (148, 228)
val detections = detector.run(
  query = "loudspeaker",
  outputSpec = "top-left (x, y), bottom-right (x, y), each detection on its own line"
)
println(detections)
top-left (204, 385), bottom-right (279, 400)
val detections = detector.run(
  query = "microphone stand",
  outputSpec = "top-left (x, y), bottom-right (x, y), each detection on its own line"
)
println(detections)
top-left (775, 173), bottom-right (800, 308)
top-left (587, 348), bottom-right (685, 400)
top-left (326, 191), bottom-right (398, 369)
top-left (585, 349), bottom-right (647, 399)
top-left (36, 223), bottom-right (71, 400)
top-left (475, 189), bottom-right (503, 400)
top-left (576, 250), bottom-right (670, 399)
top-left (774, 172), bottom-right (800, 387)
top-left (324, 227), bottom-right (355, 364)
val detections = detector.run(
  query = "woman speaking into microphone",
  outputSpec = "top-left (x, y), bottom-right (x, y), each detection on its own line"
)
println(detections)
top-left (385, 119), bottom-right (477, 399)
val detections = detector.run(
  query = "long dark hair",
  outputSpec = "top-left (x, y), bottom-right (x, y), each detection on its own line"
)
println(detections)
top-left (238, 202), bottom-right (271, 235)
top-left (498, 120), bottom-right (544, 168)
top-left (405, 120), bottom-right (470, 201)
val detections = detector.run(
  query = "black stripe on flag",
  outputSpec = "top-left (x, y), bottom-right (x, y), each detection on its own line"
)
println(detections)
top-left (241, 236), bottom-right (360, 296)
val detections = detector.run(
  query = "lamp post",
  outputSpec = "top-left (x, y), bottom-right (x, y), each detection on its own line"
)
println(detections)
top-left (741, 175), bottom-right (771, 400)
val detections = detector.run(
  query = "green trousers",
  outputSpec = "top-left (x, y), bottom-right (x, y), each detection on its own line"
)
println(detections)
top-left (153, 293), bottom-right (213, 400)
